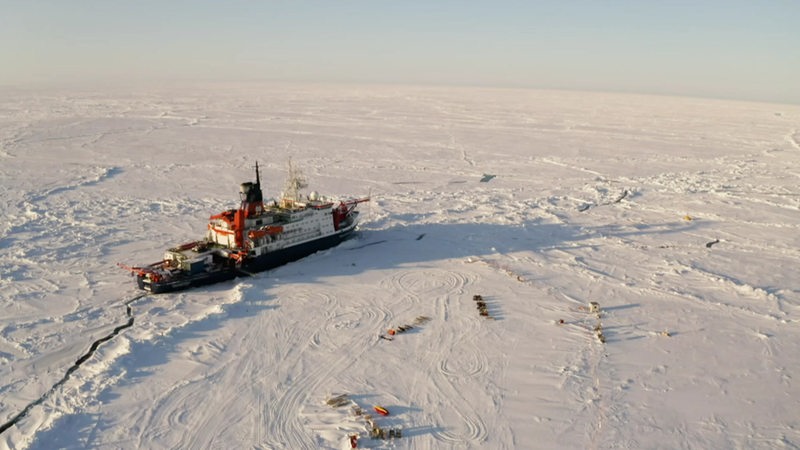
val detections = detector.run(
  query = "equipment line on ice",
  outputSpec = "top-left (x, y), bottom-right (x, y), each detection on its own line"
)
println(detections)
top-left (0, 293), bottom-right (147, 436)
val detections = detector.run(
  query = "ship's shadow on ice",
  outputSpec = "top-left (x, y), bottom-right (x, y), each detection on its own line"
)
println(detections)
top-left (105, 217), bottom-right (699, 382)
top-left (285, 218), bottom-right (705, 278)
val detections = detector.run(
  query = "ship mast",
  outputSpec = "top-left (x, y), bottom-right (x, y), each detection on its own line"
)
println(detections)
top-left (282, 159), bottom-right (307, 204)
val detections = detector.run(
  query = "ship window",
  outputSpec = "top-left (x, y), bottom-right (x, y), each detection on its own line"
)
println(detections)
top-left (256, 219), bottom-right (263, 225)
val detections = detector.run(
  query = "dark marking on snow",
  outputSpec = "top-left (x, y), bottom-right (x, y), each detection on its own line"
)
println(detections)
top-left (578, 189), bottom-right (629, 212)
top-left (612, 190), bottom-right (629, 203)
top-left (480, 174), bottom-right (496, 183)
top-left (705, 239), bottom-right (720, 248)
top-left (348, 240), bottom-right (388, 250)
top-left (0, 293), bottom-right (146, 436)
top-left (416, 233), bottom-right (426, 241)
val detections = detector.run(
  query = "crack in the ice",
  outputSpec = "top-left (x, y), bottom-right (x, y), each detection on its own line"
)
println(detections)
top-left (0, 293), bottom-right (146, 436)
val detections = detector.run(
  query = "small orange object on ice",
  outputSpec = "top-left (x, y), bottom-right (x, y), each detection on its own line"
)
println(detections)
top-left (387, 329), bottom-right (396, 336)
top-left (373, 405), bottom-right (389, 416)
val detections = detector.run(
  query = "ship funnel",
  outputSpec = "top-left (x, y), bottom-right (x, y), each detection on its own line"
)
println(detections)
top-left (240, 182), bottom-right (254, 201)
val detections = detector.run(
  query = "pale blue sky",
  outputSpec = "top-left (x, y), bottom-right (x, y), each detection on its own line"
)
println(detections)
top-left (2, 1), bottom-right (798, 104)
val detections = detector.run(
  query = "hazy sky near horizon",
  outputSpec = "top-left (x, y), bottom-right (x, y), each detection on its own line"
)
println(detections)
top-left (2, 1), bottom-right (798, 104)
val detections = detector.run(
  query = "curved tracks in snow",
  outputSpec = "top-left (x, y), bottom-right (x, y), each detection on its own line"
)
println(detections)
top-left (261, 291), bottom-right (379, 450)
top-left (381, 268), bottom-right (495, 446)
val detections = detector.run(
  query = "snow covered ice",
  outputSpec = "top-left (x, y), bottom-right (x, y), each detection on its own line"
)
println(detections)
top-left (1, 83), bottom-right (799, 449)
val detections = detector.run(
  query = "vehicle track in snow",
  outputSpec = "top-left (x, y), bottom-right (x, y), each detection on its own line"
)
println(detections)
top-left (381, 268), bottom-right (472, 323)
top-left (428, 326), bottom-right (492, 446)
top-left (380, 268), bottom-right (497, 447)
top-left (261, 287), bottom-right (384, 449)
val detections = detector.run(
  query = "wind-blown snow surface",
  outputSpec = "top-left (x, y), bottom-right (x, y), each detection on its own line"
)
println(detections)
top-left (1, 83), bottom-right (799, 449)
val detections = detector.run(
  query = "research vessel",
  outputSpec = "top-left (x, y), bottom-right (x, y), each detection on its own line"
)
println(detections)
top-left (120, 162), bottom-right (368, 293)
